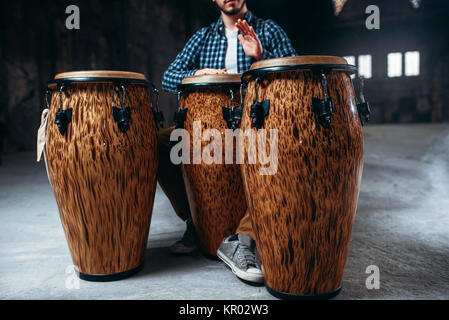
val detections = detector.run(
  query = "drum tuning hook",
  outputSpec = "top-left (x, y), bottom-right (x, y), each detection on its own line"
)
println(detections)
top-left (312, 72), bottom-right (333, 129)
top-left (174, 91), bottom-right (188, 129)
top-left (239, 82), bottom-right (245, 107)
top-left (54, 84), bottom-right (73, 136)
top-left (112, 84), bottom-right (131, 133)
top-left (250, 77), bottom-right (270, 130)
top-left (356, 76), bottom-right (371, 126)
top-left (229, 89), bottom-right (235, 109)
top-left (222, 88), bottom-right (243, 131)
top-left (120, 85), bottom-right (127, 108)
top-left (149, 84), bottom-right (164, 130)
top-left (45, 89), bottom-right (52, 109)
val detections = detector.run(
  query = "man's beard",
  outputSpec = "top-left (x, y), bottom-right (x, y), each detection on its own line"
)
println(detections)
top-left (216, 0), bottom-right (246, 16)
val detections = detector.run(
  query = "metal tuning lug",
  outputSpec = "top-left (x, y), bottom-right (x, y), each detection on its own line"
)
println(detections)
top-left (356, 76), bottom-right (371, 126)
top-left (222, 89), bottom-right (243, 130)
top-left (54, 85), bottom-right (73, 135)
top-left (112, 85), bottom-right (131, 133)
top-left (173, 108), bottom-right (188, 129)
top-left (249, 78), bottom-right (270, 129)
top-left (222, 105), bottom-right (243, 130)
top-left (150, 84), bottom-right (164, 129)
top-left (312, 72), bottom-right (333, 129)
top-left (55, 109), bottom-right (72, 135)
top-left (173, 91), bottom-right (187, 129)
top-left (250, 100), bottom-right (270, 129)
top-left (112, 106), bottom-right (131, 133)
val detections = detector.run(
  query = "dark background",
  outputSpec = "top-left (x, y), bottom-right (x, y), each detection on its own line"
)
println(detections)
top-left (1, 0), bottom-right (448, 151)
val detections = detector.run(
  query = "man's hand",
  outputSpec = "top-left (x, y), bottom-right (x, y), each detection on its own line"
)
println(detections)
top-left (195, 68), bottom-right (227, 76)
top-left (235, 19), bottom-right (263, 60)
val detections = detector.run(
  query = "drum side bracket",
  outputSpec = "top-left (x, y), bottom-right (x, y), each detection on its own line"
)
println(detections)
top-left (174, 91), bottom-right (188, 129)
top-left (112, 85), bottom-right (132, 133)
top-left (356, 76), bottom-right (371, 126)
top-left (54, 84), bottom-right (73, 136)
top-left (148, 84), bottom-right (165, 130)
top-left (312, 70), bottom-right (333, 129)
top-left (222, 86), bottom-right (244, 130)
top-left (250, 78), bottom-right (270, 130)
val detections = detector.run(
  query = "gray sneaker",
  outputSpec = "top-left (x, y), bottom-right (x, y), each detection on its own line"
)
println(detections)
top-left (217, 234), bottom-right (264, 284)
top-left (169, 218), bottom-right (198, 254)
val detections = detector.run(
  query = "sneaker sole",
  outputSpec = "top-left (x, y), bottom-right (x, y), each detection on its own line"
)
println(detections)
top-left (217, 249), bottom-right (264, 284)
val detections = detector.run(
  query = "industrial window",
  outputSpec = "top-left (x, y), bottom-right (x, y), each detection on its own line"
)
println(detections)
top-left (405, 51), bottom-right (420, 76)
top-left (358, 55), bottom-right (372, 79)
top-left (388, 52), bottom-right (402, 77)
top-left (344, 55), bottom-right (371, 79)
top-left (344, 56), bottom-right (355, 66)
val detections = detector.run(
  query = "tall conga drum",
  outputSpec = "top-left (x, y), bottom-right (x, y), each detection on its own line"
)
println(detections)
top-left (175, 74), bottom-right (247, 256)
top-left (240, 56), bottom-right (365, 299)
top-left (45, 71), bottom-right (158, 281)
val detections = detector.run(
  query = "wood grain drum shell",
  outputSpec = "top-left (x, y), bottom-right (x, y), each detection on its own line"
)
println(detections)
top-left (179, 74), bottom-right (247, 256)
top-left (45, 71), bottom-right (158, 281)
top-left (240, 56), bottom-right (364, 298)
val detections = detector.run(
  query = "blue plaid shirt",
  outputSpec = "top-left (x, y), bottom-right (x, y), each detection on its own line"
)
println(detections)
top-left (162, 10), bottom-right (298, 93)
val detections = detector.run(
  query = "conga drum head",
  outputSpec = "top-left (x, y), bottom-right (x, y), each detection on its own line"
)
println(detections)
top-left (180, 73), bottom-right (242, 88)
top-left (244, 55), bottom-right (356, 76)
top-left (45, 70), bottom-right (158, 281)
top-left (176, 73), bottom-right (247, 256)
top-left (240, 55), bottom-right (364, 298)
top-left (48, 70), bottom-right (149, 88)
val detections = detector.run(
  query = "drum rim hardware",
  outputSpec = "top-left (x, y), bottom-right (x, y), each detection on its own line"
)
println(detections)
top-left (44, 89), bottom-right (52, 110)
top-left (148, 84), bottom-right (165, 130)
top-left (47, 77), bottom-right (149, 89)
top-left (242, 63), bottom-right (357, 82)
top-left (175, 81), bottom-right (243, 129)
top-left (250, 77), bottom-right (270, 130)
top-left (248, 55), bottom-right (350, 71)
top-left (177, 81), bottom-right (242, 90)
top-left (181, 73), bottom-right (242, 87)
top-left (54, 85), bottom-right (73, 136)
top-left (312, 71), bottom-right (334, 129)
top-left (47, 73), bottom-right (163, 134)
top-left (356, 76), bottom-right (371, 126)
top-left (112, 85), bottom-right (132, 134)
top-left (174, 91), bottom-right (188, 129)
top-left (222, 85), bottom-right (244, 131)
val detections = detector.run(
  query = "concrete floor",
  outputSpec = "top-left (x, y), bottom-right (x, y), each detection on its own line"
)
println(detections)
top-left (1, 124), bottom-right (448, 300)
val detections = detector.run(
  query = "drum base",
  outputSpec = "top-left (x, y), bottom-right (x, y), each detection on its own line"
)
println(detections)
top-left (76, 263), bottom-right (144, 282)
top-left (266, 285), bottom-right (342, 300)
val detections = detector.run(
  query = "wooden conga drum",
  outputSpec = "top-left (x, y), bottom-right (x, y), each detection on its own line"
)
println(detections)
top-left (176, 74), bottom-right (247, 256)
top-left (240, 56), bottom-right (364, 299)
top-left (45, 71), bottom-right (158, 281)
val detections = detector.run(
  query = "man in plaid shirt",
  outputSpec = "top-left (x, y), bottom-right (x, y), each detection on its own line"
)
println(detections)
top-left (162, 1), bottom-right (297, 92)
top-left (159, 0), bottom-right (297, 284)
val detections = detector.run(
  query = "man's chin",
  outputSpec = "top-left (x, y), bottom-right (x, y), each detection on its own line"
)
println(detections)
top-left (218, 0), bottom-right (246, 16)
top-left (222, 8), bottom-right (241, 16)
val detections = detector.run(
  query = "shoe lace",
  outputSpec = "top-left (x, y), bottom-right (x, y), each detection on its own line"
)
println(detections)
top-left (236, 244), bottom-right (257, 269)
